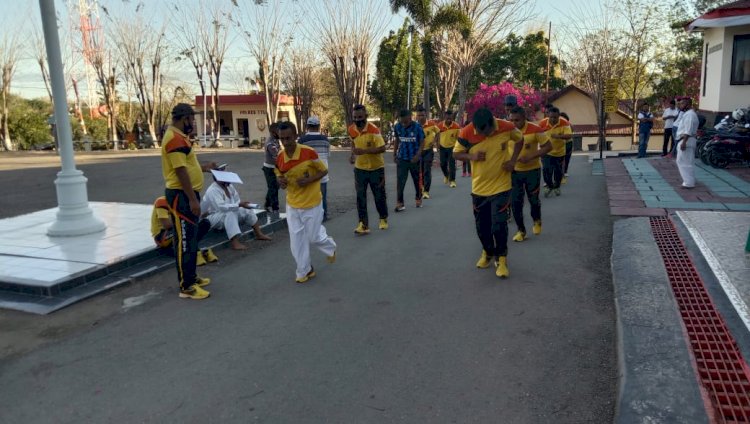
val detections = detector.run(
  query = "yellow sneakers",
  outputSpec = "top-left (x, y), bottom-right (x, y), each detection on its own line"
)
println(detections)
top-left (195, 276), bottom-right (211, 287)
top-left (327, 251), bottom-right (336, 264)
top-left (379, 219), bottom-right (388, 230)
top-left (512, 231), bottom-right (526, 242)
top-left (179, 284), bottom-right (210, 299)
top-left (296, 268), bottom-right (316, 284)
top-left (444, 176), bottom-right (449, 184)
top-left (354, 222), bottom-right (371, 235)
top-left (533, 221), bottom-right (542, 235)
top-left (476, 250), bottom-right (492, 269)
top-left (449, 181), bottom-right (457, 188)
top-left (422, 191), bottom-right (430, 199)
top-left (495, 256), bottom-right (509, 278)
top-left (196, 251), bottom-right (207, 267)
top-left (561, 176), bottom-right (568, 185)
top-left (204, 248), bottom-right (219, 263)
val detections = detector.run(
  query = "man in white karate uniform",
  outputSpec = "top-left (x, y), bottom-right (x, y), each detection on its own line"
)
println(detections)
top-left (675, 96), bottom-right (699, 189)
top-left (202, 170), bottom-right (272, 250)
top-left (275, 121), bottom-right (337, 283)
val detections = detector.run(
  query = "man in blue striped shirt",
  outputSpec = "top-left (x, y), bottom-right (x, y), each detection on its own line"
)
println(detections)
top-left (393, 109), bottom-right (425, 212)
top-left (299, 116), bottom-right (331, 221)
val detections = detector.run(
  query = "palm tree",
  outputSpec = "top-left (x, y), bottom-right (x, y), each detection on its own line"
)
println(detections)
top-left (390, 0), bottom-right (470, 114)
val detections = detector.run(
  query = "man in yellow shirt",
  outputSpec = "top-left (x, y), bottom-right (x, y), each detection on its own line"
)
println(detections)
top-left (416, 106), bottom-right (439, 199)
top-left (161, 103), bottom-right (217, 300)
top-left (349, 104), bottom-right (389, 234)
top-left (276, 121), bottom-right (337, 284)
top-left (150, 196), bottom-right (217, 266)
top-left (437, 110), bottom-right (461, 188)
top-left (454, 108), bottom-right (523, 278)
top-left (507, 106), bottom-right (552, 242)
top-left (538, 107), bottom-right (572, 197)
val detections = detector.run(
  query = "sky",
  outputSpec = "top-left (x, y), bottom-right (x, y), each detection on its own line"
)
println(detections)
top-left (5, 0), bottom-right (575, 101)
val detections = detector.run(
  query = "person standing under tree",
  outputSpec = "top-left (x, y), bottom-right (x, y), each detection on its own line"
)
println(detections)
top-left (349, 104), bottom-right (389, 234)
top-left (539, 107), bottom-right (571, 197)
top-left (416, 106), bottom-right (439, 200)
top-left (437, 110), bottom-right (461, 188)
top-left (262, 122), bottom-right (281, 213)
top-left (393, 109), bottom-right (426, 212)
top-left (275, 121), bottom-right (337, 283)
top-left (661, 99), bottom-right (679, 157)
top-left (560, 111), bottom-right (574, 184)
top-left (161, 103), bottom-right (217, 300)
top-left (454, 108), bottom-right (523, 279)
top-left (637, 103), bottom-right (654, 158)
top-left (508, 106), bottom-right (551, 242)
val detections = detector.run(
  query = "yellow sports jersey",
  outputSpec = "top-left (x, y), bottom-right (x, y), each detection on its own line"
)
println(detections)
top-left (161, 126), bottom-right (204, 191)
top-left (454, 119), bottom-right (523, 196)
top-left (422, 121), bottom-right (440, 151)
top-left (513, 122), bottom-right (550, 172)
top-left (275, 144), bottom-right (328, 209)
top-left (437, 121), bottom-right (461, 148)
top-left (539, 118), bottom-right (572, 157)
top-left (348, 122), bottom-right (385, 171)
top-left (150, 196), bottom-right (171, 237)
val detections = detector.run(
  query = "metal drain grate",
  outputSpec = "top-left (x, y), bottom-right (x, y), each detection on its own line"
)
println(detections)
top-left (650, 216), bottom-right (750, 423)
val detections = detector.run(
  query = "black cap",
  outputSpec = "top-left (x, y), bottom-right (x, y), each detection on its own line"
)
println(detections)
top-left (172, 103), bottom-right (195, 120)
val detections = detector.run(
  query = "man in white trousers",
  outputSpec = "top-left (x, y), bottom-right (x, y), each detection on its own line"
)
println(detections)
top-left (202, 172), bottom-right (272, 250)
top-left (676, 97), bottom-right (699, 189)
top-left (275, 121), bottom-right (337, 283)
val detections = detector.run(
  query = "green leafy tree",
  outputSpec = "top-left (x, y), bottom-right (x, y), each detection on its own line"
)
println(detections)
top-left (7, 96), bottom-right (52, 150)
top-left (370, 19), bottom-right (424, 121)
top-left (469, 31), bottom-right (565, 93)
top-left (389, 0), bottom-right (471, 113)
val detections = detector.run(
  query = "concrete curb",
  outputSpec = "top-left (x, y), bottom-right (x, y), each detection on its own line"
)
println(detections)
top-left (612, 217), bottom-right (709, 424)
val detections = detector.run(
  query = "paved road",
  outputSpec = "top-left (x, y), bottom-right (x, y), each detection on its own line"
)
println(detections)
top-left (0, 151), bottom-right (615, 423)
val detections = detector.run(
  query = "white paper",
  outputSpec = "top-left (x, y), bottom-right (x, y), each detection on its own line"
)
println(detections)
top-left (210, 169), bottom-right (243, 184)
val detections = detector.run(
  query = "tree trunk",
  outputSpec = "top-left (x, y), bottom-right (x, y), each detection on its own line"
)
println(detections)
top-left (423, 70), bottom-right (431, 113)
top-left (456, 71), bottom-right (470, 124)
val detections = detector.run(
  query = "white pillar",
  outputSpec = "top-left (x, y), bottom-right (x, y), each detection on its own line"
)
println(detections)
top-left (40, 0), bottom-right (106, 237)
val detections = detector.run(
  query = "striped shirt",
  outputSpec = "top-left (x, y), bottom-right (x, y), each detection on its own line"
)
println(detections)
top-left (298, 132), bottom-right (330, 183)
top-left (394, 122), bottom-right (425, 161)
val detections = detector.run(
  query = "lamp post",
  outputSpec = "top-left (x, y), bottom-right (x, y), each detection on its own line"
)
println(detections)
top-left (40, 0), bottom-right (105, 237)
top-left (201, 77), bottom-right (208, 147)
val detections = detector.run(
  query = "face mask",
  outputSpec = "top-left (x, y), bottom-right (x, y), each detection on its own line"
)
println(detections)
top-left (354, 119), bottom-right (366, 127)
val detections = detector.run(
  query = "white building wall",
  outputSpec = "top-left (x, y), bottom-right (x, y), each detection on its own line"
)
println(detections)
top-left (700, 25), bottom-right (750, 113)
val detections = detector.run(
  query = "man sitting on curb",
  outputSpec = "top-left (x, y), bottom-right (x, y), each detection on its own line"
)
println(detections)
top-left (201, 168), bottom-right (272, 250)
top-left (150, 196), bottom-right (218, 266)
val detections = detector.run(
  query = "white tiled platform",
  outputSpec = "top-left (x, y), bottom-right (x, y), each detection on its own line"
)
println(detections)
top-left (0, 202), bottom-right (155, 288)
top-left (0, 202), bottom-right (286, 314)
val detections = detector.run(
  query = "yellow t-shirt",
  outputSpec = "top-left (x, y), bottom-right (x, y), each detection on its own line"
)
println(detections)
top-left (437, 121), bottom-right (461, 148)
top-left (512, 122), bottom-right (550, 172)
top-left (454, 119), bottom-right (523, 196)
top-left (150, 196), bottom-right (171, 237)
top-left (275, 144), bottom-right (328, 209)
top-left (539, 118), bottom-right (572, 157)
top-left (348, 123), bottom-right (385, 171)
top-left (161, 126), bottom-right (204, 191)
top-left (422, 121), bottom-right (440, 151)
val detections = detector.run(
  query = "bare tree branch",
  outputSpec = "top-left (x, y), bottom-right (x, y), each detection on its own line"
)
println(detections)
top-left (0, 31), bottom-right (21, 151)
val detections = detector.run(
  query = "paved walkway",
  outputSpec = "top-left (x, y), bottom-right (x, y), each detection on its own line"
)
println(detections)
top-left (605, 157), bottom-right (750, 216)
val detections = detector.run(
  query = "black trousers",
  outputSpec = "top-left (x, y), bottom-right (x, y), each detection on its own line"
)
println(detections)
top-left (165, 188), bottom-right (202, 291)
top-left (355, 167), bottom-right (388, 226)
top-left (511, 169), bottom-right (542, 233)
top-left (472, 190), bottom-right (511, 258)
top-left (397, 159), bottom-right (421, 203)
top-left (463, 160), bottom-right (471, 173)
top-left (542, 155), bottom-right (564, 189)
top-left (262, 166), bottom-right (280, 211)
top-left (563, 142), bottom-right (573, 174)
top-left (155, 219), bottom-right (211, 250)
top-left (662, 128), bottom-right (675, 155)
top-left (439, 146), bottom-right (456, 181)
top-left (421, 150), bottom-right (434, 192)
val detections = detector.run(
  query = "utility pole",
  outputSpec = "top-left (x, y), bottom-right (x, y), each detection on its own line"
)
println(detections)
top-left (406, 25), bottom-right (414, 110)
top-left (545, 22), bottom-right (552, 96)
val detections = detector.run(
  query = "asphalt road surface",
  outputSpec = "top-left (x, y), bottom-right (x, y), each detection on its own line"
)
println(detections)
top-left (0, 149), bottom-right (615, 423)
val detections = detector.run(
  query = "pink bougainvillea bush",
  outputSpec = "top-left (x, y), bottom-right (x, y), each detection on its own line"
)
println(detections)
top-left (464, 82), bottom-right (544, 121)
